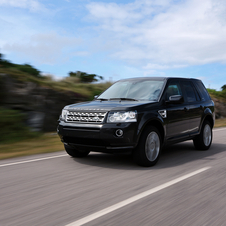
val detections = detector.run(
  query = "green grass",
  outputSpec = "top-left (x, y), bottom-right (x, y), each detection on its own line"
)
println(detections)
top-left (0, 133), bottom-right (64, 160)
top-left (214, 118), bottom-right (226, 128)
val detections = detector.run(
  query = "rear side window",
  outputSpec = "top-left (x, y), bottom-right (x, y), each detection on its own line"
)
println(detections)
top-left (182, 81), bottom-right (197, 102)
top-left (193, 81), bottom-right (211, 101)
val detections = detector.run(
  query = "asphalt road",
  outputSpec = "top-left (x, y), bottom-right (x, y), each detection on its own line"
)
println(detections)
top-left (1, 128), bottom-right (226, 226)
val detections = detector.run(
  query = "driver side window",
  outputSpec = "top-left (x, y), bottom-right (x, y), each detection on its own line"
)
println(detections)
top-left (166, 82), bottom-right (182, 100)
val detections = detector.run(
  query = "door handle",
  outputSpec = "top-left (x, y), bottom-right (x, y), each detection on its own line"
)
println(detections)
top-left (184, 107), bottom-right (189, 112)
top-left (200, 105), bottom-right (204, 110)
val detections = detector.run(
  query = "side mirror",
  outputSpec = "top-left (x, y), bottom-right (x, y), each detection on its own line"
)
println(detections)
top-left (94, 95), bottom-right (99, 99)
top-left (167, 95), bottom-right (184, 104)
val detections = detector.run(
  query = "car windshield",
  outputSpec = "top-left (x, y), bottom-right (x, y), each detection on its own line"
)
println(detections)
top-left (97, 80), bottom-right (165, 101)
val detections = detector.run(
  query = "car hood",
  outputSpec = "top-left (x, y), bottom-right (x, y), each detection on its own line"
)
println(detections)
top-left (65, 100), bottom-right (157, 111)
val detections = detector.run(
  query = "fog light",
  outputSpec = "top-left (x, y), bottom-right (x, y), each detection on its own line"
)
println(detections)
top-left (115, 129), bottom-right (123, 137)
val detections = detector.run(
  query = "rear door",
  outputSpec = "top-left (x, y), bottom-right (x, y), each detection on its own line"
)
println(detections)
top-left (181, 80), bottom-right (203, 135)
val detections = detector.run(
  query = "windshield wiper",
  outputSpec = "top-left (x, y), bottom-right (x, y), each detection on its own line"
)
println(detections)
top-left (96, 98), bottom-right (109, 101)
top-left (109, 98), bottom-right (138, 101)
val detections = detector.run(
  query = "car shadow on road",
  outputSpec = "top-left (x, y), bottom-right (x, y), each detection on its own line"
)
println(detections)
top-left (157, 141), bottom-right (226, 169)
top-left (71, 141), bottom-right (226, 170)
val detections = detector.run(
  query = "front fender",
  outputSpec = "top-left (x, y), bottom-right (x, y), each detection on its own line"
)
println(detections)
top-left (136, 111), bottom-right (165, 144)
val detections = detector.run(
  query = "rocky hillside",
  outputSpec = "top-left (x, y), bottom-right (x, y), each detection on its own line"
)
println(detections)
top-left (211, 96), bottom-right (226, 119)
top-left (0, 73), bottom-right (87, 132)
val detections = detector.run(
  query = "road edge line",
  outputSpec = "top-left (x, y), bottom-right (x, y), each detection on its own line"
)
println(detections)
top-left (0, 154), bottom-right (67, 168)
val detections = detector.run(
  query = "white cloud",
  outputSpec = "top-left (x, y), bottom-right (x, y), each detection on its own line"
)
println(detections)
top-left (143, 63), bottom-right (187, 70)
top-left (0, 0), bottom-right (46, 12)
top-left (86, 0), bottom-right (226, 69)
top-left (3, 32), bottom-right (84, 64)
top-left (87, 2), bottom-right (141, 21)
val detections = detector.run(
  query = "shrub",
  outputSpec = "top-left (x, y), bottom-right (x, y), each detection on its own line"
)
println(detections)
top-left (207, 88), bottom-right (226, 101)
top-left (0, 108), bottom-right (40, 143)
top-left (15, 64), bottom-right (41, 78)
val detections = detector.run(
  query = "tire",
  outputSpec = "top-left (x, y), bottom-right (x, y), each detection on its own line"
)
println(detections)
top-left (64, 144), bottom-right (90, 158)
top-left (193, 120), bottom-right (212, 150)
top-left (133, 126), bottom-right (162, 167)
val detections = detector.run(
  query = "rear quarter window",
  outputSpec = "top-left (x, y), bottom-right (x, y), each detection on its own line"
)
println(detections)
top-left (193, 81), bottom-right (211, 101)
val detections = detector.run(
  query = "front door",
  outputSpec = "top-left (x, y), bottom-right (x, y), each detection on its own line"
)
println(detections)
top-left (165, 80), bottom-right (190, 140)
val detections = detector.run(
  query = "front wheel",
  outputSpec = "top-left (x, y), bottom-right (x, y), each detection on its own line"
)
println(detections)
top-left (64, 144), bottom-right (90, 158)
top-left (193, 120), bottom-right (212, 150)
top-left (133, 126), bottom-right (162, 167)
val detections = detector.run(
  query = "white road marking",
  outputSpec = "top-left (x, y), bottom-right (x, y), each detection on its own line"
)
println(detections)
top-left (0, 154), bottom-right (67, 168)
top-left (65, 167), bottom-right (211, 226)
top-left (213, 128), bottom-right (226, 132)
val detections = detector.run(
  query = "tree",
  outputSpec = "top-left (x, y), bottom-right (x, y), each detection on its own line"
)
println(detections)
top-left (0, 52), bottom-right (13, 67)
top-left (0, 52), bottom-right (42, 77)
top-left (221, 85), bottom-right (226, 91)
top-left (69, 71), bottom-right (103, 83)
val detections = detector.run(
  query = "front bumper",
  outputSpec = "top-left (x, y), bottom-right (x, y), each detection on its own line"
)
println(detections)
top-left (57, 121), bottom-right (138, 153)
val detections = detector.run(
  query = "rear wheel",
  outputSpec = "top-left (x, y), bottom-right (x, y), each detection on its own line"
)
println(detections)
top-left (133, 126), bottom-right (162, 167)
top-left (64, 144), bottom-right (90, 158)
top-left (193, 120), bottom-right (212, 150)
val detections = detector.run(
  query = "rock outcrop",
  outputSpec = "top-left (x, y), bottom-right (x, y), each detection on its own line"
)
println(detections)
top-left (211, 97), bottom-right (226, 119)
top-left (0, 74), bottom-right (86, 132)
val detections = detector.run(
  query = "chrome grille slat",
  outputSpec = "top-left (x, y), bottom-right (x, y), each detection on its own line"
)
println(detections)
top-left (66, 111), bottom-right (107, 123)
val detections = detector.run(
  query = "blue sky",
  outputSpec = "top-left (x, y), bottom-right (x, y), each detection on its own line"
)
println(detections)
top-left (1, 0), bottom-right (226, 90)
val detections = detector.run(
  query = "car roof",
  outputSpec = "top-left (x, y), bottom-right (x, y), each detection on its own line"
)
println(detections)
top-left (117, 77), bottom-right (201, 82)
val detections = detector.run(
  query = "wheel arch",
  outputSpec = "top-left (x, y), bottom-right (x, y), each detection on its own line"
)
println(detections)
top-left (204, 114), bottom-right (214, 128)
top-left (137, 118), bottom-right (165, 146)
top-left (201, 108), bottom-right (215, 129)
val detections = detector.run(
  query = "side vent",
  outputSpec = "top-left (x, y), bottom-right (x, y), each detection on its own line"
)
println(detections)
top-left (158, 110), bottom-right (167, 118)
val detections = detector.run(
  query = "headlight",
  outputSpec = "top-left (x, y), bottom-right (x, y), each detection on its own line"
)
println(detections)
top-left (107, 111), bottom-right (137, 123)
top-left (61, 109), bottom-right (68, 120)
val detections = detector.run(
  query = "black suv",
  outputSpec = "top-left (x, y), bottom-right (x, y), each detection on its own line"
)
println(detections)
top-left (57, 77), bottom-right (215, 166)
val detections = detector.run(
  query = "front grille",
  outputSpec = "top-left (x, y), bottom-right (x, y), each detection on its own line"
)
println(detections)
top-left (66, 111), bottom-right (107, 123)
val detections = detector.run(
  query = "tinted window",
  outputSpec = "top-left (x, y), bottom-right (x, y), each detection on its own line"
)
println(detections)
top-left (193, 81), bottom-right (211, 101)
top-left (182, 81), bottom-right (197, 102)
top-left (165, 82), bottom-right (182, 100)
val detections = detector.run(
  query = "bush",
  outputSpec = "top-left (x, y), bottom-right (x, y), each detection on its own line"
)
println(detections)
top-left (0, 76), bottom-right (5, 104)
top-left (15, 64), bottom-right (41, 78)
top-left (0, 108), bottom-right (40, 143)
top-left (69, 71), bottom-right (103, 83)
top-left (207, 88), bottom-right (226, 101)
